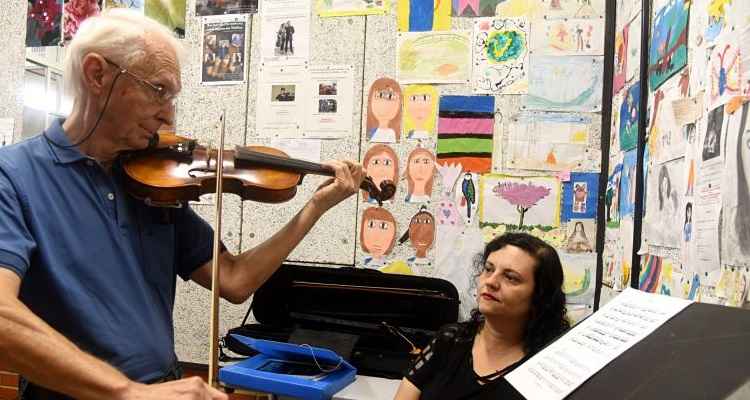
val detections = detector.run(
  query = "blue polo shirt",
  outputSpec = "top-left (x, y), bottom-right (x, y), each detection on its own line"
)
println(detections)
top-left (0, 119), bottom-right (216, 382)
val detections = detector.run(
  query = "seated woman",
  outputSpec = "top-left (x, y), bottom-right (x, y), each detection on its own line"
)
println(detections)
top-left (394, 232), bottom-right (570, 399)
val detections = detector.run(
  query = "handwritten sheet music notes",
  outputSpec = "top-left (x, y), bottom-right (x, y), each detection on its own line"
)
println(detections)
top-left (506, 288), bottom-right (691, 400)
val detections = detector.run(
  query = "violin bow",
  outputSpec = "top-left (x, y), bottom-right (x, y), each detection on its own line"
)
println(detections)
top-left (208, 110), bottom-right (226, 388)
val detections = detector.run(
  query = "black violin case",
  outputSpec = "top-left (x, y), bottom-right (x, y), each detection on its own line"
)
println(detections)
top-left (223, 263), bottom-right (459, 379)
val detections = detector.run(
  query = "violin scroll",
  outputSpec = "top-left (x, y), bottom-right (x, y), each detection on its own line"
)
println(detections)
top-left (361, 177), bottom-right (396, 207)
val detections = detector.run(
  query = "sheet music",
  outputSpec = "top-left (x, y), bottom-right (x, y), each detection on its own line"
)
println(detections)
top-left (506, 288), bottom-right (692, 400)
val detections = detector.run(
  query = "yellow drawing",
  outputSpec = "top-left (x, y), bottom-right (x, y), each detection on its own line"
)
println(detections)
top-left (494, 0), bottom-right (542, 18)
top-left (379, 260), bottom-right (414, 275)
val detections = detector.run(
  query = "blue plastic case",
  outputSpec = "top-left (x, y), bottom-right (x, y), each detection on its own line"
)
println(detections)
top-left (219, 334), bottom-right (357, 400)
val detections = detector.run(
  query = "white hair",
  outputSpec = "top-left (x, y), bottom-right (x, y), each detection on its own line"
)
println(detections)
top-left (63, 8), bottom-right (185, 99)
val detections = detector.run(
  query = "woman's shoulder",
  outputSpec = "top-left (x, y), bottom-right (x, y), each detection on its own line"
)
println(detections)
top-left (435, 322), bottom-right (476, 346)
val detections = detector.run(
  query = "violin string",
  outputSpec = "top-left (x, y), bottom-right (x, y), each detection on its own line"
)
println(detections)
top-left (43, 69), bottom-right (125, 149)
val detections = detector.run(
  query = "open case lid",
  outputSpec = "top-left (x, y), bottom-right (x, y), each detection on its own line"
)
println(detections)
top-left (230, 334), bottom-right (344, 366)
top-left (251, 264), bottom-right (460, 332)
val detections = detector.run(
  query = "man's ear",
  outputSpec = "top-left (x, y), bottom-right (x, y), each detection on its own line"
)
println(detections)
top-left (80, 54), bottom-right (110, 96)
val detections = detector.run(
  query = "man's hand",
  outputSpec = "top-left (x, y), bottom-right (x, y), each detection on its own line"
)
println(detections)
top-left (121, 377), bottom-right (228, 400)
top-left (310, 160), bottom-right (364, 212)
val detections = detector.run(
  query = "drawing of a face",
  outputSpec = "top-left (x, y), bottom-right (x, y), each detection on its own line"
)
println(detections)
top-left (367, 78), bottom-right (402, 135)
top-left (409, 209), bottom-right (435, 258)
top-left (403, 85), bottom-right (437, 134)
top-left (360, 207), bottom-right (397, 259)
top-left (362, 145), bottom-right (399, 201)
top-left (406, 148), bottom-right (436, 198)
top-left (574, 221), bottom-right (584, 234)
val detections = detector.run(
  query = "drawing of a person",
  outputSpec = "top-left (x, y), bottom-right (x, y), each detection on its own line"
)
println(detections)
top-left (404, 85), bottom-right (437, 140)
top-left (683, 202), bottom-right (692, 242)
top-left (362, 144), bottom-right (399, 203)
top-left (685, 159), bottom-right (695, 196)
top-left (566, 221), bottom-right (593, 253)
top-left (405, 148), bottom-right (436, 203)
top-left (404, 206), bottom-right (435, 264)
top-left (573, 183), bottom-right (587, 213)
top-left (657, 165), bottom-right (678, 219)
top-left (367, 78), bottom-right (402, 143)
top-left (360, 207), bottom-right (397, 268)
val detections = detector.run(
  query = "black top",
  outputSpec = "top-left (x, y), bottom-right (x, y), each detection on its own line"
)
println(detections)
top-left (405, 323), bottom-right (527, 400)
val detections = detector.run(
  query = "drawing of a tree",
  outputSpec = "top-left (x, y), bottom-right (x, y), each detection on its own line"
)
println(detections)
top-left (493, 181), bottom-right (551, 228)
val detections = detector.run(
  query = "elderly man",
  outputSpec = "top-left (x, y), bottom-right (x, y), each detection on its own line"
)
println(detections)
top-left (0, 9), bottom-right (363, 400)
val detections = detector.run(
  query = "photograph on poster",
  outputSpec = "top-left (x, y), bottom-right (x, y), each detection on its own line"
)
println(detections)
top-left (366, 77), bottom-right (402, 143)
top-left (403, 85), bottom-right (438, 140)
top-left (532, 18), bottom-right (604, 56)
top-left (525, 56), bottom-right (603, 112)
top-left (256, 64), bottom-right (305, 137)
top-left (305, 65), bottom-right (354, 138)
top-left (703, 105), bottom-right (724, 161)
top-left (260, 0), bottom-right (310, 63)
top-left (404, 147), bottom-right (437, 204)
top-left (272, 85), bottom-right (295, 102)
top-left (63, 0), bottom-right (102, 41)
top-left (202, 16), bottom-right (247, 85)
top-left (398, 31), bottom-right (471, 84)
top-left (196, 0), bottom-right (257, 15)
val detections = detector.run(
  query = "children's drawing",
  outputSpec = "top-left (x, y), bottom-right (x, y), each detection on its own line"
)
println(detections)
top-left (626, 13), bottom-right (642, 82)
top-left (404, 147), bottom-right (436, 203)
top-left (472, 17), bottom-right (529, 95)
top-left (639, 254), bottom-right (664, 293)
top-left (565, 220), bottom-right (595, 253)
top-left (451, 0), bottom-right (503, 17)
top-left (400, 205), bottom-right (436, 264)
top-left (532, 18), bottom-right (604, 56)
top-left (505, 112), bottom-right (591, 171)
top-left (436, 95), bottom-right (495, 173)
top-left (494, 0), bottom-right (542, 18)
top-left (619, 82), bottom-right (640, 151)
top-left (480, 174), bottom-right (561, 229)
top-left (543, 0), bottom-right (605, 18)
top-left (651, 78), bottom-right (686, 163)
top-left (648, 0), bottom-right (689, 91)
top-left (436, 198), bottom-right (460, 225)
top-left (397, 0), bottom-right (450, 31)
top-left (437, 161), bottom-right (463, 197)
top-left (704, 0), bottom-right (732, 43)
top-left (403, 85), bottom-right (438, 140)
top-left (560, 252), bottom-right (596, 305)
top-left (458, 173), bottom-right (478, 224)
top-left (316, 0), bottom-right (388, 16)
top-left (366, 77), bottom-right (402, 143)
top-left (398, 31), bottom-right (472, 84)
top-left (619, 149), bottom-right (637, 218)
top-left (708, 36), bottom-right (742, 110)
top-left (605, 162), bottom-right (622, 228)
top-left (613, 25), bottom-right (628, 95)
top-left (525, 55), bottom-right (603, 112)
top-left (721, 102), bottom-right (750, 267)
top-left (644, 158), bottom-right (685, 247)
top-left (360, 207), bottom-right (397, 268)
top-left (362, 144), bottom-right (399, 203)
top-left (562, 172), bottom-right (599, 221)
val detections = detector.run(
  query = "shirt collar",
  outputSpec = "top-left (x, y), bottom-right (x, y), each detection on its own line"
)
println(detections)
top-left (45, 118), bottom-right (92, 164)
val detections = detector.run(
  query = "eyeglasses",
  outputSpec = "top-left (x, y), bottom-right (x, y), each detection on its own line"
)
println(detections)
top-left (102, 57), bottom-right (178, 106)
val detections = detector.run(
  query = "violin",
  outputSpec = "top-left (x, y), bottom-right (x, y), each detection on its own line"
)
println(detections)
top-left (120, 132), bottom-right (397, 207)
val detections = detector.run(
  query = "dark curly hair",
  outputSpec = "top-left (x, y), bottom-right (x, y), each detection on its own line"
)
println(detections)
top-left (463, 232), bottom-right (570, 354)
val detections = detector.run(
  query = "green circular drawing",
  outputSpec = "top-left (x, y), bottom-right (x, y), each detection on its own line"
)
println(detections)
top-left (486, 30), bottom-right (525, 63)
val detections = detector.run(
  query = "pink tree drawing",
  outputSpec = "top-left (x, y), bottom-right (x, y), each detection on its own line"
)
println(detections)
top-left (493, 181), bottom-right (551, 228)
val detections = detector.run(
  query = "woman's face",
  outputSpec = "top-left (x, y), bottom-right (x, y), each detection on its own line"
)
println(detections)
top-left (574, 222), bottom-right (584, 234)
top-left (366, 151), bottom-right (396, 186)
top-left (477, 245), bottom-right (536, 322)
top-left (660, 174), bottom-right (669, 197)
top-left (371, 87), bottom-right (401, 125)
top-left (363, 218), bottom-right (395, 258)
top-left (407, 94), bottom-right (432, 125)
top-left (409, 152), bottom-right (434, 184)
